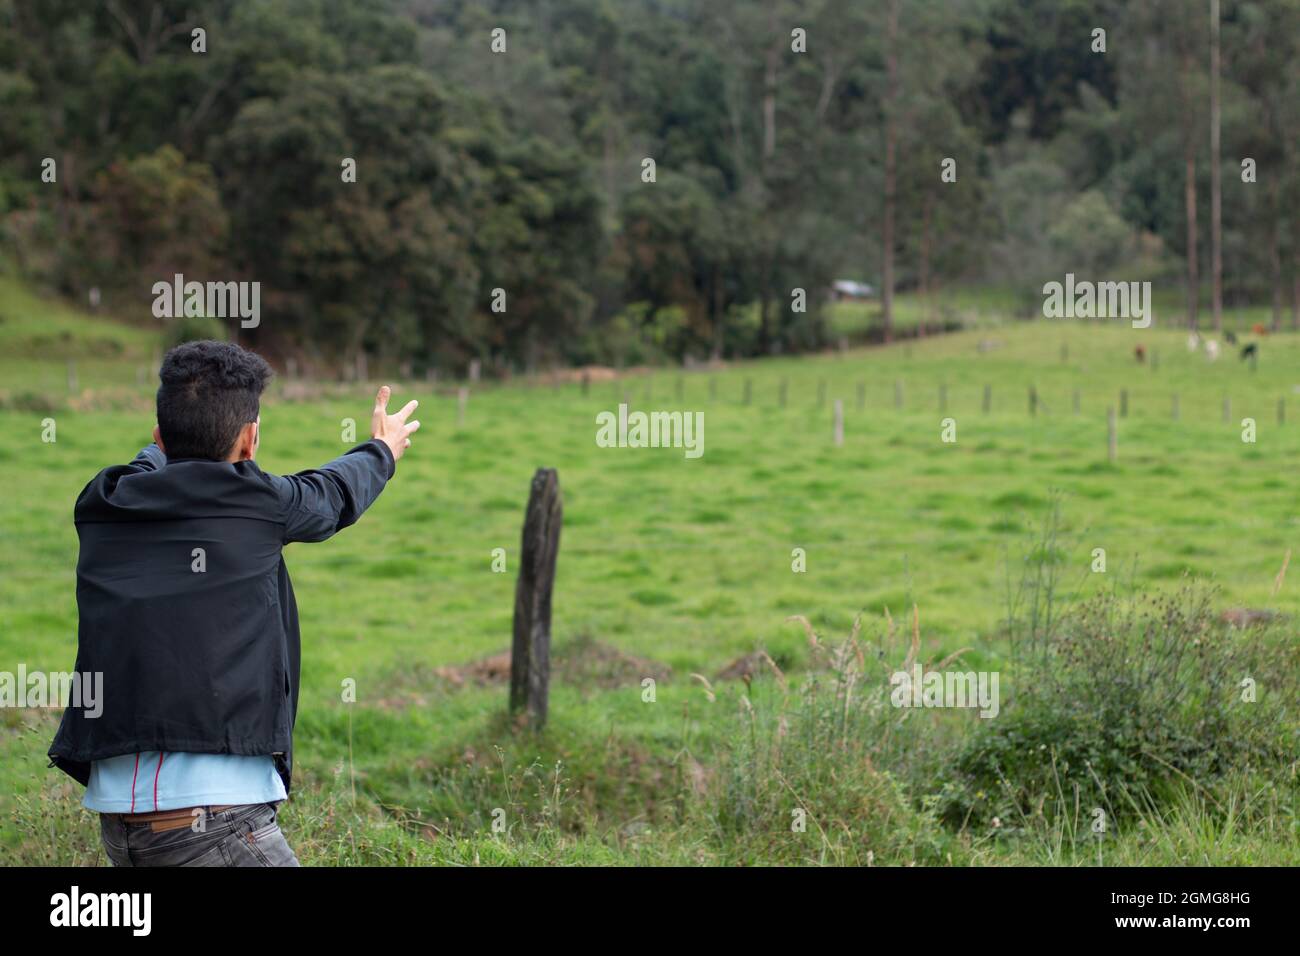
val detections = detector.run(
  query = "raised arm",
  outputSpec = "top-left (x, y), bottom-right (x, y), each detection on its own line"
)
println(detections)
top-left (272, 386), bottom-right (419, 543)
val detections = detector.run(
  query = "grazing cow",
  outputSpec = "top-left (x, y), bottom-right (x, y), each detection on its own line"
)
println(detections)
top-left (1241, 342), bottom-right (1258, 361)
top-left (1205, 339), bottom-right (1220, 361)
top-left (1253, 322), bottom-right (1268, 335)
top-left (1134, 343), bottom-right (1146, 363)
top-left (1225, 330), bottom-right (1238, 344)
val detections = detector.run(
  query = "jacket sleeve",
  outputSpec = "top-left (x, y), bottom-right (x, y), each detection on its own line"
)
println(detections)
top-left (269, 439), bottom-right (396, 543)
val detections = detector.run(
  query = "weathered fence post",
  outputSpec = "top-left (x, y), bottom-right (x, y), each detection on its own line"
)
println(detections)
top-left (1107, 406), bottom-right (1117, 462)
top-left (510, 468), bottom-right (562, 731)
top-left (833, 399), bottom-right (844, 447)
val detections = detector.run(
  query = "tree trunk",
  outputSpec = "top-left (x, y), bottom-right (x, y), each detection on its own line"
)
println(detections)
top-left (1184, 147), bottom-right (1199, 330)
top-left (1179, 45), bottom-right (1199, 331)
top-left (1270, 198), bottom-right (1283, 332)
top-left (919, 192), bottom-right (934, 337)
top-left (881, 0), bottom-right (899, 344)
top-left (1293, 244), bottom-right (1300, 331)
top-left (1209, 0), bottom-right (1223, 332)
top-left (763, 4), bottom-right (778, 168)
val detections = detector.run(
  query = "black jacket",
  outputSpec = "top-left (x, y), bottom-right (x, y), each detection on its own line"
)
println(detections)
top-left (48, 439), bottom-right (395, 795)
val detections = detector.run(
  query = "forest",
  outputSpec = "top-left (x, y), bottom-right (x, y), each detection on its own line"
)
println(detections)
top-left (1, 0), bottom-right (1296, 371)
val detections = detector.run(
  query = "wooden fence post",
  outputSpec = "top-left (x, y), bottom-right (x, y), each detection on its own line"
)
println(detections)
top-left (1107, 406), bottom-right (1117, 462)
top-left (510, 468), bottom-right (562, 730)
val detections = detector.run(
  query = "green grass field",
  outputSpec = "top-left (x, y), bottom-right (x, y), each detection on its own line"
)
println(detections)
top-left (2, 273), bottom-right (1297, 865)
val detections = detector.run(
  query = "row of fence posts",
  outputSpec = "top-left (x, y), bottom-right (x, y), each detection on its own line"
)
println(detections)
top-left (100, 358), bottom-right (1286, 448)
top-left (588, 375), bottom-right (1286, 460)
top-left (586, 373), bottom-right (1286, 426)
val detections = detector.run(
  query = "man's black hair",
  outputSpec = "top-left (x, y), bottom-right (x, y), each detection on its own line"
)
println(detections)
top-left (156, 340), bottom-right (273, 460)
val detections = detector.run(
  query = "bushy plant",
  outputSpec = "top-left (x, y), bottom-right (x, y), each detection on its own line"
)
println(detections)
top-left (937, 587), bottom-right (1298, 831)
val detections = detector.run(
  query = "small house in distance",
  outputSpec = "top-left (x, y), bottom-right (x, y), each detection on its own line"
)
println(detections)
top-left (831, 280), bottom-right (875, 302)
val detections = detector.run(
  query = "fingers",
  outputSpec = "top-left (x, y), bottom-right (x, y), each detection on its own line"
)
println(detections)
top-left (374, 385), bottom-right (391, 414)
top-left (394, 399), bottom-right (419, 423)
top-left (404, 419), bottom-right (421, 437)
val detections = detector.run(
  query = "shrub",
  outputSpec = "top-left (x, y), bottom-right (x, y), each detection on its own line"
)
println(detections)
top-left (937, 587), bottom-right (1298, 831)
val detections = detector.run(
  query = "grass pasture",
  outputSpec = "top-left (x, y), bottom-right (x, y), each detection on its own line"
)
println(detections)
top-left (1, 280), bottom-right (1298, 865)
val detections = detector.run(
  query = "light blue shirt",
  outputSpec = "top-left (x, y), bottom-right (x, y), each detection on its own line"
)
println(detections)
top-left (83, 751), bottom-right (287, 813)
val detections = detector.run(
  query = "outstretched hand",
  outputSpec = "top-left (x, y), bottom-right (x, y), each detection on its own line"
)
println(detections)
top-left (370, 386), bottom-right (420, 464)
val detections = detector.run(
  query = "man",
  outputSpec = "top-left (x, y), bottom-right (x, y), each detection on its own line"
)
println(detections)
top-left (47, 340), bottom-right (419, 866)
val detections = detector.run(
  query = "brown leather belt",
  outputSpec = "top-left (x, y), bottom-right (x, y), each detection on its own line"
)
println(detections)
top-left (108, 804), bottom-right (243, 833)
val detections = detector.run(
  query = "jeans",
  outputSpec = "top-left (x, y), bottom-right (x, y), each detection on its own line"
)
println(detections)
top-left (99, 802), bottom-right (300, 867)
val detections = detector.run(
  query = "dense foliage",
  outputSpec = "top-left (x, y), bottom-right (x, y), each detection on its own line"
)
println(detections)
top-left (1, 0), bottom-right (1296, 371)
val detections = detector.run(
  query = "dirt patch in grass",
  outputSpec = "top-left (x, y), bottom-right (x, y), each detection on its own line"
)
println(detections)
top-left (1220, 607), bottom-right (1284, 628)
top-left (374, 634), bottom-right (672, 709)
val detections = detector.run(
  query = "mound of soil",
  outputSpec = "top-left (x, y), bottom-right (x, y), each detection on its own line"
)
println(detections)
top-left (417, 634), bottom-right (672, 695)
